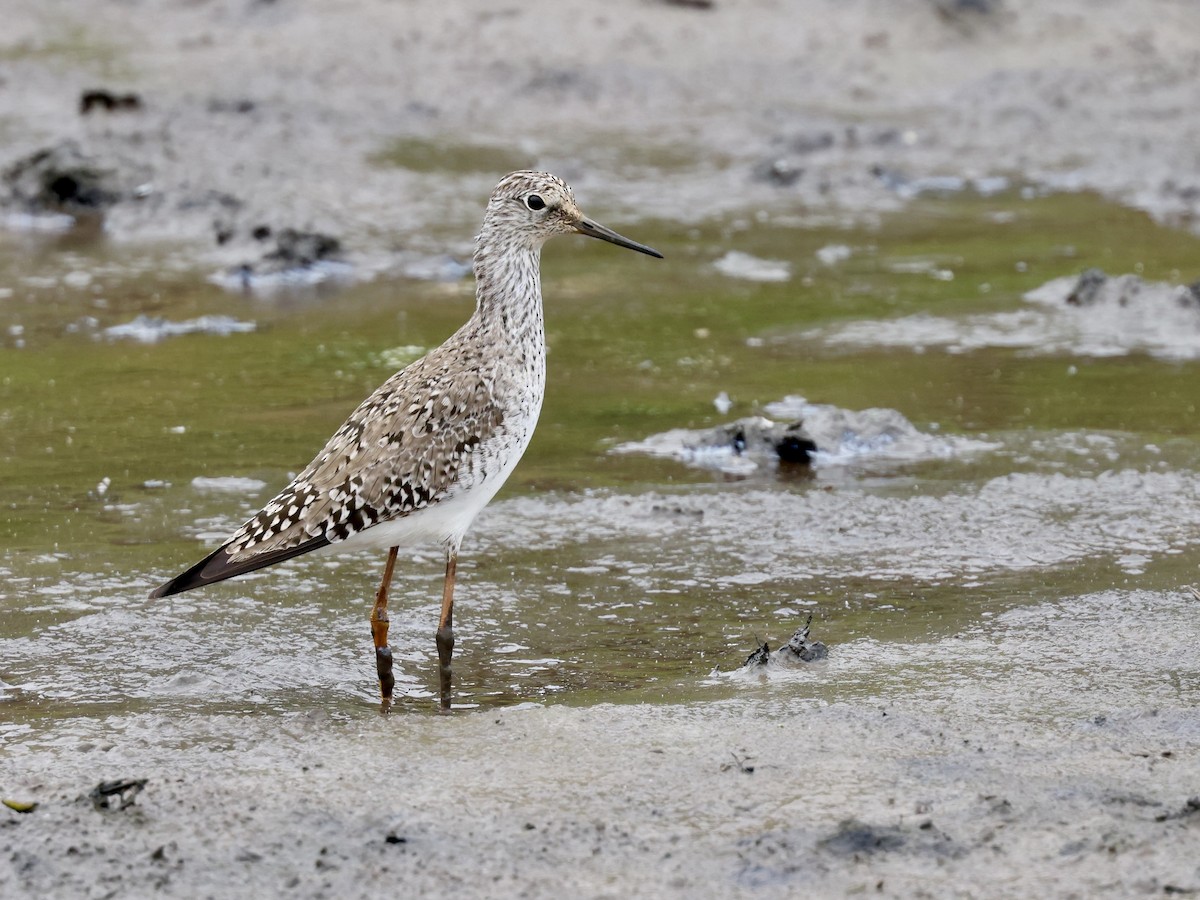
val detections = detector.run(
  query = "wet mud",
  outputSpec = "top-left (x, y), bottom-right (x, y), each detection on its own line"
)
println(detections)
top-left (3, 587), bottom-right (1198, 898)
top-left (2, 1), bottom-right (1200, 897)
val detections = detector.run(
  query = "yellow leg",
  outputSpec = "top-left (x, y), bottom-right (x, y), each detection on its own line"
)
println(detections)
top-left (371, 546), bottom-right (399, 708)
top-left (435, 546), bottom-right (457, 712)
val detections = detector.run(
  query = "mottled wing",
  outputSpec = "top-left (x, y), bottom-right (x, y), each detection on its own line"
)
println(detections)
top-left (229, 345), bottom-right (502, 559)
top-left (150, 342), bottom-right (503, 597)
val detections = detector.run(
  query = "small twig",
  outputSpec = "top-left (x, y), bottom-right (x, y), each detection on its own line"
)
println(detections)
top-left (721, 752), bottom-right (755, 774)
top-left (89, 778), bottom-right (147, 811)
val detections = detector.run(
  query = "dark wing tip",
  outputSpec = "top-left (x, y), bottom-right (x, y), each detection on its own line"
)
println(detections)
top-left (149, 544), bottom-right (237, 598)
top-left (149, 534), bottom-right (332, 599)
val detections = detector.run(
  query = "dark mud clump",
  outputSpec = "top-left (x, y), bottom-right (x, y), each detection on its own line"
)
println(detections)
top-left (88, 778), bottom-right (148, 812)
top-left (2, 141), bottom-right (123, 214)
top-left (220, 226), bottom-right (347, 289)
top-left (818, 818), bottom-right (961, 859)
top-left (80, 89), bottom-right (144, 115)
top-left (1065, 267), bottom-right (1200, 311)
top-left (714, 417), bottom-right (817, 465)
top-left (260, 227), bottom-right (342, 270)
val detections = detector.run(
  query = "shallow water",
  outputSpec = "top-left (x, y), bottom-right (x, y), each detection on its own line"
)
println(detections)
top-left (2, 190), bottom-right (1199, 730)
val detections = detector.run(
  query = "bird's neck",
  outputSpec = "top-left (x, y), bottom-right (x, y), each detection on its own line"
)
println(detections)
top-left (471, 231), bottom-right (545, 343)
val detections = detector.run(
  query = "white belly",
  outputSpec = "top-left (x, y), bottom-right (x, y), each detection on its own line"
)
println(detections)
top-left (324, 410), bottom-right (536, 556)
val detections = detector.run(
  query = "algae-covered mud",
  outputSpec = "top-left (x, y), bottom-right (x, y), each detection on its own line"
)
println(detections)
top-left (4, 0), bottom-right (1200, 896)
top-left (3, 188), bottom-right (1199, 897)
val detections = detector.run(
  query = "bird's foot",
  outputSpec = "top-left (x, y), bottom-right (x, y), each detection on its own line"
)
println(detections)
top-left (376, 645), bottom-right (395, 700)
top-left (435, 625), bottom-right (454, 713)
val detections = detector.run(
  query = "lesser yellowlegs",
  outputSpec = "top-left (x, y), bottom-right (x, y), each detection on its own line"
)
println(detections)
top-left (150, 171), bottom-right (662, 710)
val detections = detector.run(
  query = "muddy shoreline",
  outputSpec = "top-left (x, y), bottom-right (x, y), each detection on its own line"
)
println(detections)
top-left (4, 2), bottom-right (1200, 897)
top-left (5, 588), bottom-right (1199, 898)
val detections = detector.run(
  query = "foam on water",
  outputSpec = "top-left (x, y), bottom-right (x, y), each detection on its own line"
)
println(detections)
top-left (802, 272), bottom-right (1200, 360)
top-left (207, 260), bottom-right (355, 294)
top-left (104, 314), bottom-right (257, 343)
top-left (712, 250), bottom-right (791, 282)
top-left (190, 476), bottom-right (269, 494)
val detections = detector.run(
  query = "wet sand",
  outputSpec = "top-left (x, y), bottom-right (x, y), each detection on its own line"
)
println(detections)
top-left (3, 1), bottom-right (1200, 897)
top-left (5, 587), bottom-right (1199, 898)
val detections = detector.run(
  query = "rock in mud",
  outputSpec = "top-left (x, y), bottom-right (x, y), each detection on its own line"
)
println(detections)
top-left (782, 615), bottom-right (828, 662)
top-left (754, 158), bottom-right (803, 187)
top-left (259, 227), bottom-right (343, 271)
top-left (2, 142), bottom-right (122, 213)
top-left (1064, 267), bottom-right (1110, 306)
top-left (613, 414), bottom-right (817, 475)
top-left (80, 89), bottom-right (143, 115)
top-left (743, 640), bottom-right (772, 668)
top-left (618, 398), bottom-right (994, 473)
top-left (699, 417), bottom-right (815, 464)
top-left (88, 778), bottom-right (148, 812)
top-left (681, 416), bottom-right (818, 464)
top-left (1065, 267), bottom-right (1200, 311)
top-left (217, 226), bottom-right (348, 290)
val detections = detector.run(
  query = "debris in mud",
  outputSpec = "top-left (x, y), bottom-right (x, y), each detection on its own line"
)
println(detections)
top-left (819, 820), bottom-right (907, 856)
top-left (1154, 797), bottom-right (1200, 823)
top-left (2, 798), bottom-right (38, 814)
top-left (80, 89), bottom-right (143, 115)
top-left (721, 752), bottom-right (755, 774)
top-left (1064, 267), bottom-right (1110, 306)
top-left (715, 416), bottom-right (817, 465)
top-left (616, 397), bottom-right (990, 475)
top-left (2, 141), bottom-right (122, 214)
top-left (754, 158), bottom-right (803, 187)
top-left (213, 227), bottom-right (350, 292)
top-left (742, 614), bottom-right (828, 669)
top-left (261, 228), bottom-right (342, 269)
top-left (88, 778), bottom-right (147, 812)
top-left (1064, 267), bottom-right (1200, 311)
top-left (743, 640), bottom-right (771, 668)
top-left (614, 415), bottom-right (815, 476)
top-left (207, 98), bottom-right (257, 115)
top-left (818, 817), bottom-right (961, 859)
top-left (783, 616), bottom-right (829, 662)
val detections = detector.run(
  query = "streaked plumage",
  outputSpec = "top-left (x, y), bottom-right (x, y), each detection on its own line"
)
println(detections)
top-left (150, 171), bottom-right (662, 710)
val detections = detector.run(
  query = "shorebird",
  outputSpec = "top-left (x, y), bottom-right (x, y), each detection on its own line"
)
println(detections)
top-left (150, 171), bottom-right (662, 711)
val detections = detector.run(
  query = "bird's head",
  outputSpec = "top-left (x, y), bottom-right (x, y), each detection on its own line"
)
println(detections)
top-left (484, 171), bottom-right (663, 258)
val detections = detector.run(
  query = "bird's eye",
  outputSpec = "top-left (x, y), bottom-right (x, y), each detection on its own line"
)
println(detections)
top-left (525, 194), bottom-right (546, 211)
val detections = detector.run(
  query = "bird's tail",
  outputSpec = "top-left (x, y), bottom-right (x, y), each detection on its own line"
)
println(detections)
top-left (149, 535), bottom-right (331, 598)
